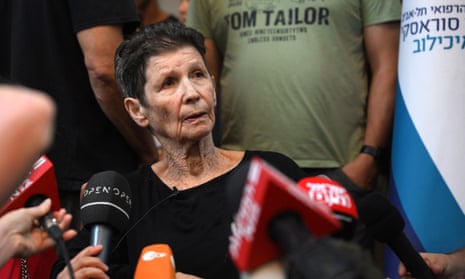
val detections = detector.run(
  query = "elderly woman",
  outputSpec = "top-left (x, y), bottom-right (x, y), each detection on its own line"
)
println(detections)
top-left (51, 21), bottom-right (305, 279)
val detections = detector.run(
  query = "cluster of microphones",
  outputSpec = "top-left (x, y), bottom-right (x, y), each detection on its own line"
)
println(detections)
top-left (5, 156), bottom-right (438, 278)
top-left (227, 158), bottom-right (436, 279)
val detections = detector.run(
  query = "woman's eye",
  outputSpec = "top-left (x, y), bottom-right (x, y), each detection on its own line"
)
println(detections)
top-left (193, 71), bottom-right (205, 78)
top-left (162, 78), bottom-right (175, 88)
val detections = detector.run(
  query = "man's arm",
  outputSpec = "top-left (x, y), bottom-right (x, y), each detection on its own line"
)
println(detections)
top-left (76, 25), bottom-right (158, 165)
top-left (342, 22), bottom-right (400, 190)
top-left (204, 38), bottom-right (222, 87)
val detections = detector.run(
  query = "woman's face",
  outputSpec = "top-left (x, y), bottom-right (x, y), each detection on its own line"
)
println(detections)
top-left (137, 46), bottom-right (216, 143)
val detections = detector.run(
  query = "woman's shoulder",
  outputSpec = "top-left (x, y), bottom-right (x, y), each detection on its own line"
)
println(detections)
top-left (123, 165), bottom-right (159, 193)
top-left (245, 150), bottom-right (290, 160)
top-left (124, 165), bottom-right (151, 182)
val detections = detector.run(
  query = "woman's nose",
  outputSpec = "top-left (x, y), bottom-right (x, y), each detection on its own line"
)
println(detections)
top-left (180, 78), bottom-right (200, 102)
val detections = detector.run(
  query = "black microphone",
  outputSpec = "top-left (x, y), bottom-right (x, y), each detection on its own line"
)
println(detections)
top-left (357, 192), bottom-right (436, 279)
top-left (25, 194), bottom-right (62, 242)
top-left (80, 170), bottom-right (132, 264)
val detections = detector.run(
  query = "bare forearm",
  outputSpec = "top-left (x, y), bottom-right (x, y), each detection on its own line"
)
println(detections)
top-left (448, 248), bottom-right (465, 275)
top-left (88, 76), bottom-right (158, 164)
top-left (78, 25), bottom-right (158, 164)
top-left (341, 22), bottom-right (399, 189)
top-left (364, 69), bottom-right (396, 148)
top-left (0, 230), bottom-right (15, 268)
top-left (363, 22), bottom-right (399, 148)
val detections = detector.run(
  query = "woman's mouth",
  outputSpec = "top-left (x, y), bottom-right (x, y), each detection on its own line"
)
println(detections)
top-left (184, 112), bottom-right (207, 122)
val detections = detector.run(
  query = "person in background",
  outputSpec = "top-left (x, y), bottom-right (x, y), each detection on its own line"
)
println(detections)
top-left (399, 248), bottom-right (465, 279)
top-left (178, 0), bottom-right (190, 25)
top-left (50, 21), bottom-right (306, 279)
top-left (135, 0), bottom-right (179, 28)
top-left (186, 0), bottom-right (401, 251)
top-left (0, 0), bottom-right (159, 230)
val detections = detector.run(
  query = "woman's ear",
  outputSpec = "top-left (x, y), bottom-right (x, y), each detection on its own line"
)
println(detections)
top-left (124, 98), bottom-right (149, 127)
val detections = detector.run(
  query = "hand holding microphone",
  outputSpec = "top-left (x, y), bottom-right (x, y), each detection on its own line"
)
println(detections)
top-left (299, 176), bottom-right (435, 279)
top-left (228, 157), bottom-right (341, 274)
top-left (80, 170), bottom-right (132, 264)
top-left (55, 170), bottom-right (131, 279)
top-left (0, 197), bottom-right (75, 267)
top-left (228, 157), bottom-right (385, 279)
top-left (56, 245), bottom-right (109, 279)
top-left (357, 192), bottom-right (436, 279)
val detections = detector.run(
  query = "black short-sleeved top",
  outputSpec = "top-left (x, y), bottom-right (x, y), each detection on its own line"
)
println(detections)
top-left (50, 150), bottom-right (306, 278)
top-left (0, 0), bottom-right (140, 191)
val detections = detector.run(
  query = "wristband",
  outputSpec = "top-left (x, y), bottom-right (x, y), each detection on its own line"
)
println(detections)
top-left (360, 145), bottom-right (384, 161)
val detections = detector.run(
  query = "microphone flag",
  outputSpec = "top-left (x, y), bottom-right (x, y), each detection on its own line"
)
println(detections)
top-left (0, 155), bottom-right (61, 279)
top-left (385, 1), bottom-right (465, 278)
top-left (0, 155), bottom-right (60, 215)
top-left (134, 244), bottom-right (175, 279)
top-left (229, 157), bottom-right (340, 272)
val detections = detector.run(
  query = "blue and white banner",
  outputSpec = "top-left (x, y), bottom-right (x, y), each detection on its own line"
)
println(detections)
top-left (385, 1), bottom-right (465, 278)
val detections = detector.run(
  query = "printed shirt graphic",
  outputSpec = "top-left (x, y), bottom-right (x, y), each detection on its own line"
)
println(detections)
top-left (188, 0), bottom-right (401, 168)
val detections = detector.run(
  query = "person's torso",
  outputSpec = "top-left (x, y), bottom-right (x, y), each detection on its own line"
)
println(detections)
top-left (187, 0), bottom-right (400, 168)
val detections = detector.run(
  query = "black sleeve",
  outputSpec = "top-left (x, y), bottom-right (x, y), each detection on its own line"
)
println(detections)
top-left (67, 0), bottom-right (139, 34)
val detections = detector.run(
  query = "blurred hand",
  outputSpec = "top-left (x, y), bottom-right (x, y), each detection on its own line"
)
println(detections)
top-left (0, 198), bottom-right (76, 266)
top-left (57, 245), bottom-right (109, 279)
top-left (342, 153), bottom-right (378, 190)
top-left (176, 272), bottom-right (203, 279)
top-left (398, 252), bottom-right (465, 279)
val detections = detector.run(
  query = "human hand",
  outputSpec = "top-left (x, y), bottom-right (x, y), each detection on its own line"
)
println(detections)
top-left (57, 245), bottom-right (109, 279)
top-left (0, 198), bottom-right (76, 263)
top-left (342, 153), bottom-right (378, 190)
top-left (176, 272), bottom-right (203, 279)
top-left (398, 252), bottom-right (464, 279)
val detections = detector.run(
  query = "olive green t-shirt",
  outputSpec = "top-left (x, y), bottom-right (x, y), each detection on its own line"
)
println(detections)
top-left (187, 0), bottom-right (401, 168)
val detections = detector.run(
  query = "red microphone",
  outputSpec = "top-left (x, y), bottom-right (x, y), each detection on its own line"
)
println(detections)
top-left (228, 157), bottom-right (341, 272)
top-left (0, 155), bottom-right (62, 279)
top-left (297, 176), bottom-right (358, 240)
top-left (0, 155), bottom-right (61, 215)
top-left (134, 244), bottom-right (176, 279)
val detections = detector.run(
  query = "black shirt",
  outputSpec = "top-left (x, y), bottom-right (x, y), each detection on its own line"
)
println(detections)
top-left (50, 150), bottom-right (306, 278)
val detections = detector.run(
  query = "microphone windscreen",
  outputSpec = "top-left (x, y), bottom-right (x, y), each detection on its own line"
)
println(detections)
top-left (0, 155), bottom-right (61, 215)
top-left (80, 170), bottom-right (131, 234)
top-left (357, 192), bottom-right (404, 243)
top-left (134, 244), bottom-right (175, 279)
top-left (229, 157), bottom-right (341, 272)
top-left (297, 176), bottom-right (359, 240)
